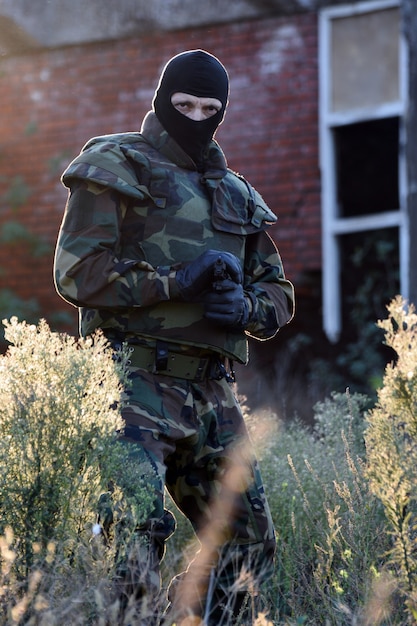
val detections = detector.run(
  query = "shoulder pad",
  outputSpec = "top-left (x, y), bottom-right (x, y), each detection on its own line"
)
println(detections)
top-left (81, 132), bottom-right (146, 151)
top-left (230, 171), bottom-right (277, 228)
top-left (61, 133), bottom-right (151, 200)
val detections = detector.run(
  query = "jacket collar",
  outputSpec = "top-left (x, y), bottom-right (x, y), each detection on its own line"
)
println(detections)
top-left (140, 111), bottom-right (227, 179)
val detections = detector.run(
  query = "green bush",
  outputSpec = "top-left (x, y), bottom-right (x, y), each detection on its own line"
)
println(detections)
top-left (0, 318), bottom-right (154, 623)
top-left (248, 394), bottom-right (391, 624)
top-left (248, 297), bottom-right (417, 624)
top-left (3, 298), bottom-right (417, 624)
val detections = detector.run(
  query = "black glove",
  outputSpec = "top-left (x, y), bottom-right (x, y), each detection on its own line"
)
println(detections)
top-left (175, 250), bottom-right (242, 301)
top-left (204, 280), bottom-right (251, 329)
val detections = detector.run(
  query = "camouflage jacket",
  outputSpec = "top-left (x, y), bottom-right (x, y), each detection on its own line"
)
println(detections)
top-left (54, 112), bottom-right (294, 364)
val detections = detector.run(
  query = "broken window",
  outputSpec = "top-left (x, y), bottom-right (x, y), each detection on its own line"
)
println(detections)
top-left (340, 227), bottom-right (400, 338)
top-left (319, 0), bottom-right (406, 342)
top-left (334, 117), bottom-right (399, 218)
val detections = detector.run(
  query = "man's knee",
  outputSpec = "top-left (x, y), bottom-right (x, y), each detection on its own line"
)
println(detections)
top-left (217, 535), bottom-right (276, 589)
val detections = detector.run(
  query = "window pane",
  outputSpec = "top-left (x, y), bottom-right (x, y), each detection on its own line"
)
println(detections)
top-left (331, 7), bottom-right (400, 112)
top-left (334, 117), bottom-right (399, 217)
top-left (340, 227), bottom-right (400, 337)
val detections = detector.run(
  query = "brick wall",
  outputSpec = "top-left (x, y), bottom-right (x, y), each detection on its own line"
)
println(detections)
top-left (0, 12), bottom-right (320, 334)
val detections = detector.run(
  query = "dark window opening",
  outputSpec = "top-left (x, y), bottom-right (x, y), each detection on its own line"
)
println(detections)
top-left (334, 117), bottom-right (399, 217)
top-left (340, 227), bottom-right (400, 342)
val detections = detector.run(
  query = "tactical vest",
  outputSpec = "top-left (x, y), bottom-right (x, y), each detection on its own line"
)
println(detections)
top-left (62, 130), bottom-right (277, 363)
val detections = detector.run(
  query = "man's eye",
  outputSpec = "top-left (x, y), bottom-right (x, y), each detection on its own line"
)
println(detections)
top-left (205, 106), bottom-right (220, 116)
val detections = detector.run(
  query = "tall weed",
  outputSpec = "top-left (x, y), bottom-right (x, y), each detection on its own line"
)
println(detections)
top-left (248, 393), bottom-right (390, 624)
top-left (3, 302), bottom-right (417, 624)
top-left (366, 296), bottom-right (417, 621)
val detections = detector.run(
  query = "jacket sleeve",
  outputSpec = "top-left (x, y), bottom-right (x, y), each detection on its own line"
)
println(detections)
top-left (54, 180), bottom-right (177, 308)
top-left (243, 230), bottom-right (295, 340)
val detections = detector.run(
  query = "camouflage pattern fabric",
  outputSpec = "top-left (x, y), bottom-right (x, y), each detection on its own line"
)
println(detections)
top-left (120, 364), bottom-right (276, 623)
top-left (54, 112), bottom-right (294, 364)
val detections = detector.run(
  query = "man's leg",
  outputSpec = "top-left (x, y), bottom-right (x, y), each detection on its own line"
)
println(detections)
top-left (165, 377), bottom-right (276, 624)
top-left (109, 368), bottom-right (210, 626)
top-left (104, 366), bottom-right (199, 622)
top-left (99, 430), bottom-right (175, 623)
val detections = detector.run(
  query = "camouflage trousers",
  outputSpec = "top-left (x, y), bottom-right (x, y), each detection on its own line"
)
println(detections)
top-left (118, 363), bottom-right (276, 624)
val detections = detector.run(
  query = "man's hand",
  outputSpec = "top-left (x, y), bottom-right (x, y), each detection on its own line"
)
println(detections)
top-left (175, 250), bottom-right (242, 300)
top-left (204, 280), bottom-right (251, 329)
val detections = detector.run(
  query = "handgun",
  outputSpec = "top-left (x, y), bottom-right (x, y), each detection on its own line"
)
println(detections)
top-left (212, 256), bottom-right (229, 292)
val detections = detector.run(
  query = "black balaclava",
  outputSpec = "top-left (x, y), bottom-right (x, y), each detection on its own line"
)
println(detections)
top-left (152, 50), bottom-right (229, 168)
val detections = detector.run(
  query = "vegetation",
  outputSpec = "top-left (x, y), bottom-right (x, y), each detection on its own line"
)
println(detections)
top-left (0, 297), bottom-right (417, 624)
top-left (365, 296), bottom-right (417, 622)
top-left (0, 144), bottom-right (74, 350)
top-left (0, 318), bottom-right (155, 624)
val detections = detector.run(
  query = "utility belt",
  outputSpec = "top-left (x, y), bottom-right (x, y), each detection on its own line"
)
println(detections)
top-left (110, 336), bottom-right (236, 383)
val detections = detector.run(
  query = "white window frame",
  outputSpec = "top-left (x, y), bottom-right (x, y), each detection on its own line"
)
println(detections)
top-left (318, 0), bottom-right (408, 342)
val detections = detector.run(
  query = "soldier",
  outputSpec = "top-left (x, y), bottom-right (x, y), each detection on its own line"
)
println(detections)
top-left (54, 50), bottom-right (294, 625)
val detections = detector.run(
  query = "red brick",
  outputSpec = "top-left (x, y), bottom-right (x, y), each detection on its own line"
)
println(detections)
top-left (0, 13), bottom-right (320, 327)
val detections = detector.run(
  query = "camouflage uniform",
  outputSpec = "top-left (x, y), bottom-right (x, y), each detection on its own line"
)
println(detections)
top-left (54, 111), bottom-right (294, 624)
